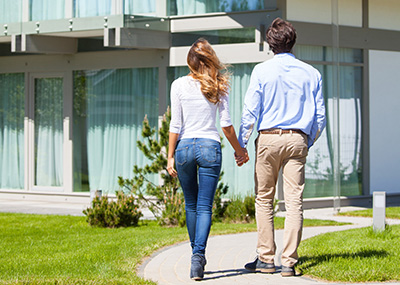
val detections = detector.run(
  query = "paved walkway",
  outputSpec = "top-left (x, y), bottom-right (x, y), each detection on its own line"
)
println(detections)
top-left (1, 197), bottom-right (400, 284)
top-left (139, 207), bottom-right (400, 285)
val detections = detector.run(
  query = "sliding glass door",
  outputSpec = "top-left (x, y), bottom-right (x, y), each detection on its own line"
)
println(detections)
top-left (30, 75), bottom-right (64, 190)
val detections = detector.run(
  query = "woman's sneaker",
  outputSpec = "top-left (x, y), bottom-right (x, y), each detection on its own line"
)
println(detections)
top-left (190, 253), bottom-right (207, 280)
top-left (244, 257), bottom-right (276, 273)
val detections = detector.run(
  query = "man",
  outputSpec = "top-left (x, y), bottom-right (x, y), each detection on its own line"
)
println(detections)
top-left (238, 18), bottom-right (326, 277)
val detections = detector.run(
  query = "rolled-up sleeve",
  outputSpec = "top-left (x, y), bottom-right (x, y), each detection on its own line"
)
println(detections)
top-left (218, 94), bottom-right (232, 128)
top-left (169, 80), bottom-right (182, 134)
top-left (308, 74), bottom-right (326, 147)
top-left (238, 67), bottom-right (262, 148)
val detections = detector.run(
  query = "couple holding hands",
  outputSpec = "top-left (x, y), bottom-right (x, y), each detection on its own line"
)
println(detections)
top-left (167, 17), bottom-right (326, 280)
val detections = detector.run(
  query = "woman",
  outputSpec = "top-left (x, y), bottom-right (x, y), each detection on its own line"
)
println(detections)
top-left (167, 38), bottom-right (248, 280)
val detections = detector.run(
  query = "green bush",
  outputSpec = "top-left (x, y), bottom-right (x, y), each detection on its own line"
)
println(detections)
top-left (223, 195), bottom-right (256, 223)
top-left (223, 195), bottom-right (279, 223)
top-left (83, 191), bottom-right (142, 228)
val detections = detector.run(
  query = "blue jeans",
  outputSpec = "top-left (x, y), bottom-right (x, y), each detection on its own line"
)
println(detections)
top-left (175, 138), bottom-right (222, 255)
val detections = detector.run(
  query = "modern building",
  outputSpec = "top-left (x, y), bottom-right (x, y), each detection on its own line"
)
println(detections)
top-left (0, 0), bottom-right (399, 208)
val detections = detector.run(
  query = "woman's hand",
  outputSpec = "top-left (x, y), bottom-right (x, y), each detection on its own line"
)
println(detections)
top-left (167, 157), bottom-right (178, 177)
top-left (235, 148), bottom-right (249, 167)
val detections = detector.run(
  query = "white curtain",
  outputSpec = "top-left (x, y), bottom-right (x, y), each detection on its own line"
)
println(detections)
top-left (0, 0), bottom-right (22, 23)
top-left (30, 0), bottom-right (65, 21)
top-left (124, 0), bottom-right (156, 14)
top-left (0, 73), bottom-right (25, 189)
top-left (74, 68), bottom-right (158, 193)
top-left (221, 63), bottom-right (257, 196)
top-left (75, 0), bottom-right (111, 17)
top-left (34, 78), bottom-right (63, 186)
top-left (295, 46), bottom-right (363, 197)
top-left (167, 64), bottom-right (256, 197)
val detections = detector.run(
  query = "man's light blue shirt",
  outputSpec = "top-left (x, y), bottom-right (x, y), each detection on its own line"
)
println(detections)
top-left (238, 53), bottom-right (326, 148)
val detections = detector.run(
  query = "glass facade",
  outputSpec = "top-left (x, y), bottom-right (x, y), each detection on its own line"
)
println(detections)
top-left (73, 68), bottom-right (159, 193)
top-left (0, 0), bottom-right (374, 201)
top-left (295, 46), bottom-right (363, 198)
top-left (0, 73), bottom-right (25, 189)
top-left (168, 54), bottom-right (363, 198)
top-left (169, 0), bottom-right (265, 16)
top-left (172, 28), bottom-right (256, 47)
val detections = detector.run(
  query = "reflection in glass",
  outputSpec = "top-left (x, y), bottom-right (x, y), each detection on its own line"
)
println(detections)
top-left (0, 73), bottom-right (25, 189)
top-left (34, 78), bottom-right (63, 187)
top-left (303, 64), bottom-right (362, 198)
top-left (73, 68), bottom-right (158, 193)
top-left (170, 0), bottom-right (264, 16)
top-left (172, 28), bottom-right (256, 47)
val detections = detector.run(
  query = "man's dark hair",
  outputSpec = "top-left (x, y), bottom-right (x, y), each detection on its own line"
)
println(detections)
top-left (266, 18), bottom-right (297, 54)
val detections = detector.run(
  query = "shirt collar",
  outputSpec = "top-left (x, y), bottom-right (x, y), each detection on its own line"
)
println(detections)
top-left (274, 53), bottom-right (295, 59)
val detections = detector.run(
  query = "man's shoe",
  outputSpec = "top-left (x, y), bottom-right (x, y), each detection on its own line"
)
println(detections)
top-left (244, 258), bottom-right (275, 273)
top-left (190, 253), bottom-right (206, 280)
top-left (281, 265), bottom-right (295, 277)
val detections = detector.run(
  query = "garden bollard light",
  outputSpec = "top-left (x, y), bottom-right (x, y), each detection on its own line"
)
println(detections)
top-left (90, 189), bottom-right (103, 203)
top-left (373, 191), bottom-right (386, 231)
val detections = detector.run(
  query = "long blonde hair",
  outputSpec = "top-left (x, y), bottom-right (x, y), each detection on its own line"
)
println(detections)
top-left (187, 38), bottom-right (230, 104)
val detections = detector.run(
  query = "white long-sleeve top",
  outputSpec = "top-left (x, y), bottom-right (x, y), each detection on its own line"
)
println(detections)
top-left (169, 76), bottom-right (232, 143)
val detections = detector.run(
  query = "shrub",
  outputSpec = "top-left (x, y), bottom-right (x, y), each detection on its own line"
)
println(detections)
top-left (83, 191), bottom-right (142, 228)
top-left (118, 109), bottom-right (186, 227)
top-left (223, 194), bottom-right (256, 223)
top-left (222, 195), bottom-right (279, 223)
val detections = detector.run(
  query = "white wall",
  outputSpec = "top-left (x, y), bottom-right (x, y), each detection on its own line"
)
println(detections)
top-left (369, 0), bottom-right (400, 31)
top-left (369, 50), bottom-right (400, 194)
top-left (286, 0), bottom-right (362, 27)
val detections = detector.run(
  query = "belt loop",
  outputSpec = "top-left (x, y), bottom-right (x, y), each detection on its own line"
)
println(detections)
top-left (279, 129), bottom-right (282, 136)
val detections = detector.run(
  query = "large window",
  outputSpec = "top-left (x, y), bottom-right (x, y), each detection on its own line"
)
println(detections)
top-left (0, 73), bottom-right (25, 189)
top-left (124, 0), bottom-right (156, 14)
top-left (30, 0), bottom-right (65, 21)
top-left (295, 45), bottom-right (363, 198)
top-left (0, 0), bottom-right (22, 24)
top-left (73, 68), bottom-right (158, 193)
top-left (169, 0), bottom-right (264, 16)
top-left (74, 0), bottom-right (111, 18)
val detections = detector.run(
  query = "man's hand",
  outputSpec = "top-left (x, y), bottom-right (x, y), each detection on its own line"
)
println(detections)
top-left (234, 148), bottom-right (249, 167)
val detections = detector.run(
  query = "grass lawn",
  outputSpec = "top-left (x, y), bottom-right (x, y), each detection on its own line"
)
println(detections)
top-left (297, 225), bottom-right (400, 282)
top-left (338, 207), bottom-right (400, 219)
top-left (0, 213), bottom-right (345, 284)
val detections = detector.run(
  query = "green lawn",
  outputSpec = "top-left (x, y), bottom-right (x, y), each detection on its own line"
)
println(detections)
top-left (298, 225), bottom-right (400, 282)
top-left (0, 213), bottom-right (344, 284)
top-left (338, 207), bottom-right (400, 219)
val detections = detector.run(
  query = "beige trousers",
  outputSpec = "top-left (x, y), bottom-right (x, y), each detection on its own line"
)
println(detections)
top-left (254, 131), bottom-right (308, 267)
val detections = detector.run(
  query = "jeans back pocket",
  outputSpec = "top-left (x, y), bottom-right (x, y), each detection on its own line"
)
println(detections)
top-left (199, 145), bottom-right (218, 163)
top-left (175, 146), bottom-right (188, 165)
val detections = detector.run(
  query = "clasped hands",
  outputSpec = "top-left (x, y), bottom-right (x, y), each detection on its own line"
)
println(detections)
top-left (234, 148), bottom-right (249, 167)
